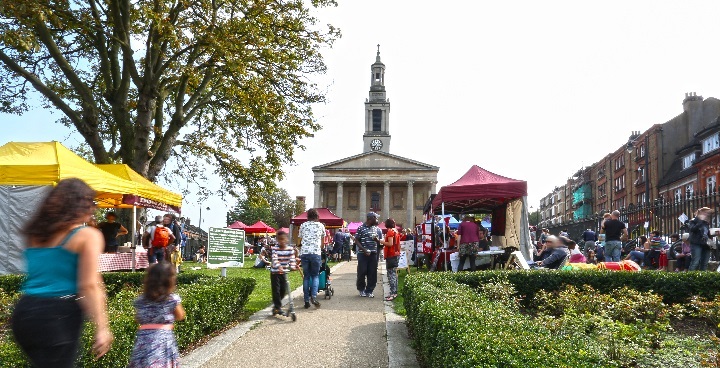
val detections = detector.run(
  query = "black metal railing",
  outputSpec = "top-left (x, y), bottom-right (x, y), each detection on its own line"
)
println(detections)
top-left (540, 191), bottom-right (720, 242)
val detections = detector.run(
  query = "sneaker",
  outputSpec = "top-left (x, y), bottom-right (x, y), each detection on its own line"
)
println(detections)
top-left (359, 291), bottom-right (367, 297)
top-left (367, 293), bottom-right (374, 298)
top-left (304, 301), bottom-right (310, 309)
top-left (311, 297), bottom-right (321, 308)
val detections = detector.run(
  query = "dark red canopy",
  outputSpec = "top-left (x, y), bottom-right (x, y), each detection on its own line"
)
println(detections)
top-left (244, 221), bottom-right (276, 234)
top-left (291, 208), bottom-right (344, 227)
top-left (432, 165), bottom-right (527, 213)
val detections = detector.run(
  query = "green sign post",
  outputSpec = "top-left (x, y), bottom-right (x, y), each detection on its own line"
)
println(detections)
top-left (207, 227), bottom-right (245, 276)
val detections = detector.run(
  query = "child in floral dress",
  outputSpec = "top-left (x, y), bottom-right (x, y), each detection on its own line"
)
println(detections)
top-left (128, 263), bottom-right (186, 368)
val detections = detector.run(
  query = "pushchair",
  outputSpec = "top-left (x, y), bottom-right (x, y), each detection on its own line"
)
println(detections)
top-left (319, 250), bottom-right (334, 299)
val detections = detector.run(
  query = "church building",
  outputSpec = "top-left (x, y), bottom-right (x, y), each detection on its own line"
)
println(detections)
top-left (312, 47), bottom-right (439, 227)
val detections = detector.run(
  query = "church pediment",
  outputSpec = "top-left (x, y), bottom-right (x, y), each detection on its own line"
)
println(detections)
top-left (313, 152), bottom-right (438, 172)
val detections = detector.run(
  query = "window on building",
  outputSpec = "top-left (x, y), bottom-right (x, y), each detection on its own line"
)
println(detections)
top-left (637, 192), bottom-right (646, 205)
top-left (636, 145), bottom-right (645, 158)
top-left (375, 72), bottom-right (381, 81)
top-left (614, 155), bottom-right (625, 170)
top-left (682, 153), bottom-right (696, 170)
top-left (615, 197), bottom-right (626, 209)
top-left (707, 176), bottom-right (717, 195)
top-left (598, 183), bottom-right (606, 197)
top-left (674, 188), bottom-right (683, 202)
top-left (348, 191), bottom-right (358, 209)
top-left (392, 191), bottom-right (403, 209)
top-left (326, 191), bottom-right (336, 208)
top-left (614, 175), bottom-right (626, 191)
top-left (637, 167), bottom-right (645, 184)
top-left (702, 133), bottom-right (720, 155)
top-left (372, 109), bottom-right (382, 131)
top-left (686, 184), bottom-right (694, 199)
top-left (371, 192), bottom-right (380, 210)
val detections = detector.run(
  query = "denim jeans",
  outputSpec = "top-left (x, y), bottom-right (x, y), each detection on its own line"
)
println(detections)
top-left (148, 247), bottom-right (165, 263)
top-left (689, 243), bottom-right (712, 271)
top-left (628, 250), bottom-right (644, 265)
top-left (301, 253), bottom-right (321, 302)
top-left (646, 249), bottom-right (661, 269)
top-left (12, 295), bottom-right (84, 368)
top-left (356, 252), bottom-right (379, 293)
top-left (605, 240), bottom-right (622, 262)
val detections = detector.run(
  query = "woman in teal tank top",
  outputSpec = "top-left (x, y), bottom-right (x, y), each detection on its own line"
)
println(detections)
top-left (11, 178), bottom-right (113, 367)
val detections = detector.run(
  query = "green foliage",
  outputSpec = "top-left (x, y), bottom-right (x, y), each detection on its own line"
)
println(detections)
top-left (225, 188), bottom-right (299, 229)
top-left (403, 272), bottom-right (718, 368)
top-left (403, 273), bottom-right (603, 367)
top-left (0, 272), bottom-right (209, 297)
top-left (0, 0), bottom-right (340, 201)
top-left (226, 196), bottom-right (278, 228)
top-left (0, 276), bottom-right (23, 295)
top-left (0, 277), bottom-right (255, 368)
top-left (449, 270), bottom-right (720, 306)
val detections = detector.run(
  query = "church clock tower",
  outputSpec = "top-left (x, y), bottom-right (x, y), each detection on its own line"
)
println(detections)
top-left (363, 45), bottom-right (391, 153)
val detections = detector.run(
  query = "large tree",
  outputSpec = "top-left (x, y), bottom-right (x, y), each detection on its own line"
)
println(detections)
top-left (0, 0), bottom-right (339, 199)
top-left (225, 187), bottom-right (296, 228)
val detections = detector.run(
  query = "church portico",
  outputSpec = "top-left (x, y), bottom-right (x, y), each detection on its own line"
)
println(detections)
top-left (312, 179), bottom-right (435, 227)
top-left (312, 47), bottom-right (439, 227)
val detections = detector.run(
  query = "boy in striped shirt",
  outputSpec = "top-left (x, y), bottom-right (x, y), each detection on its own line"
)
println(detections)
top-left (270, 231), bottom-right (298, 315)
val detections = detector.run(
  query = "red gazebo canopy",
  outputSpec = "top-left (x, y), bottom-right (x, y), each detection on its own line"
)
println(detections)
top-left (244, 221), bottom-right (276, 234)
top-left (291, 208), bottom-right (344, 227)
top-left (432, 165), bottom-right (527, 213)
top-left (228, 221), bottom-right (247, 229)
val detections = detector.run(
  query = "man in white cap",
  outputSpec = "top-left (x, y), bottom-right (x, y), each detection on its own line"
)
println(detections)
top-left (352, 212), bottom-right (381, 298)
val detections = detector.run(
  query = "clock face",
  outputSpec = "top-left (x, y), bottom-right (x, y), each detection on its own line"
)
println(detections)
top-left (370, 139), bottom-right (383, 151)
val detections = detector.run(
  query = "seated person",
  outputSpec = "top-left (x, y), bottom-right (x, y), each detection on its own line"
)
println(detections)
top-left (672, 233), bottom-right (692, 271)
top-left (255, 242), bottom-right (273, 268)
top-left (568, 242), bottom-right (586, 263)
top-left (536, 236), bottom-right (571, 269)
top-left (477, 229), bottom-right (490, 252)
top-left (625, 235), bottom-right (647, 265)
top-left (196, 245), bottom-right (207, 262)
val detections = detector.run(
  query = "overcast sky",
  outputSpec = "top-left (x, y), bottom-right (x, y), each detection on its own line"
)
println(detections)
top-left (4, 0), bottom-right (720, 229)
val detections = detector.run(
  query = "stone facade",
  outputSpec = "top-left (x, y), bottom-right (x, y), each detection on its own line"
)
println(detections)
top-left (312, 48), bottom-right (439, 227)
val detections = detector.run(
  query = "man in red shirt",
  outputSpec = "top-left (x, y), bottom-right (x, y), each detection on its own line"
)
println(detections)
top-left (456, 216), bottom-right (481, 271)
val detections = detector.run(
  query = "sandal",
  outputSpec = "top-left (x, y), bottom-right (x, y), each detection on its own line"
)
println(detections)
top-left (384, 295), bottom-right (396, 301)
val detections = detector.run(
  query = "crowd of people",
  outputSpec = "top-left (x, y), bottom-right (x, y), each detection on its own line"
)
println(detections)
top-left (535, 206), bottom-right (720, 271)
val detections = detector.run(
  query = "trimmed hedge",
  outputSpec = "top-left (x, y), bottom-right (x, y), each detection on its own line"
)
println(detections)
top-left (403, 273), bottom-right (602, 367)
top-left (448, 270), bottom-right (720, 305)
top-left (0, 272), bottom-right (209, 297)
top-left (0, 277), bottom-right (255, 368)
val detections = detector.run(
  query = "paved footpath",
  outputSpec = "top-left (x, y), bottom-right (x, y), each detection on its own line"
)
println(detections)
top-left (200, 260), bottom-right (391, 368)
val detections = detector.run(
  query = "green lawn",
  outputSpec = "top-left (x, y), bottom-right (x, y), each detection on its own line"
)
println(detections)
top-left (181, 256), bottom-right (303, 316)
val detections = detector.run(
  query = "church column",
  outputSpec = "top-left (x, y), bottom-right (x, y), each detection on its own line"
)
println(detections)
top-left (384, 180), bottom-right (391, 218)
top-left (336, 182), bottom-right (344, 218)
top-left (313, 181), bottom-right (321, 208)
top-left (359, 181), bottom-right (367, 219)
top-left (431, 181), bottom-right (438, 194)
top-left (407, 180), bottom-right (414, 228)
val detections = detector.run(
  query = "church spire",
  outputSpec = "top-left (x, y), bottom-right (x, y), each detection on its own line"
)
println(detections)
top-left (370, 44), bottom-right (385, 92)
top-left (364, 45), bottom-right (390, 153)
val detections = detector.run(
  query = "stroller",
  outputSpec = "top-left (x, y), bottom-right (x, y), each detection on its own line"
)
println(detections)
top-left (319, 250), bottom-right (334, 299)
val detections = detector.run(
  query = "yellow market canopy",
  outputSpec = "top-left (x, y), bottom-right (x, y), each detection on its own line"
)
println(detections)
top-left (95, 164), bottom-right (182, 212)
top-left (0, 142), bottom-right (182, 212)
top-left (0, 141), bottom-right (137, 198)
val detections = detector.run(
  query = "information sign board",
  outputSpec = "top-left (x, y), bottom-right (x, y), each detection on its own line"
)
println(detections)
top-left (207, 227), bottom-right (245, 269)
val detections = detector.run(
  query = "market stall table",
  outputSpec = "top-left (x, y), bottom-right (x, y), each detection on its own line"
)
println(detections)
top-left (98, 251), bottom-right (149, 272)
top-left (451, 249), bottom-right (505, 272)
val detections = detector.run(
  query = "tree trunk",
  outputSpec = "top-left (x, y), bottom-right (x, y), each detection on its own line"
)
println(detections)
top-left (132, 91), bottom-right (155, 177)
